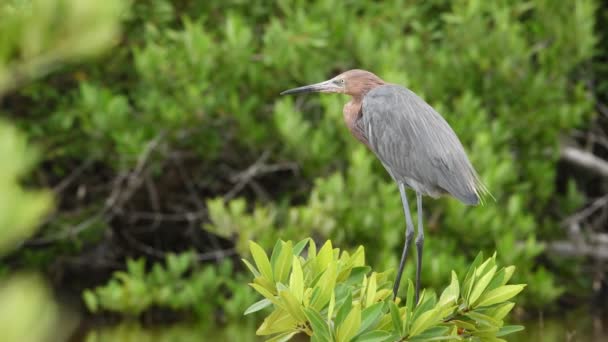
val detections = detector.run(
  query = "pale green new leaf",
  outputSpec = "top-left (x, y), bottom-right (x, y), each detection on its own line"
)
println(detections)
top-left (250, 283), bottom-right (281, 307)
top-left (470, 265), bottom-right (497, 306)
top-left (476, 285), bottom-right (526, 307)
top-left (488, 302), bottom-right (515, 321)
top-left (242, 258), bottom-right (260, 277)
top-left (279, 290), bottom-right (306, 322)
top-left (250, 241), bottom-right (274, 283)
top-left (409, 308), bottom-right (442, 336)
top-left (365, 273), bottom-right (377, 308)
top-left (266, 331), bottom-right (300, 342)
top-left (289, 256), bottom-right (304, 302)
top-left (336, 304), bottom-right (361, 342)
top-left (257, 308), bottom-right (298, 336)
top-left (438, 271), bottom-right (459, 306)
top-left (244, 298), bottom-right (272, 315)
top-left (275, 241), bottom-right (293, 284)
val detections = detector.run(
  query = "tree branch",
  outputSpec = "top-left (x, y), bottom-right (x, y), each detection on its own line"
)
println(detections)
top-left (561, 146), bottom-right (608, 177)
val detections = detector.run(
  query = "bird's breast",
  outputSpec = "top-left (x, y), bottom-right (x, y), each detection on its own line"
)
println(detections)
top-left (343, 100), bottom-right (368, 146)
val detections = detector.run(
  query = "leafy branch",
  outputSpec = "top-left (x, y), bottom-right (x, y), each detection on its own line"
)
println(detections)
top-left (244, 239), bottom-right (525, 341)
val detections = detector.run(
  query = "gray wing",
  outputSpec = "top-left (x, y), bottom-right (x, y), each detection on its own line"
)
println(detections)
top-left (361, 84), bottom-right (484, 205)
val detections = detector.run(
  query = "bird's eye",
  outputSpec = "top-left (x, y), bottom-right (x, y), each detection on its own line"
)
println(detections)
top-left (335, 79), bottom-right (345, 85)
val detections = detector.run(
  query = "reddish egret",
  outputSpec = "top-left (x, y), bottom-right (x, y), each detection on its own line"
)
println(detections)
top-left (281, 69), bottom-right (488, 303)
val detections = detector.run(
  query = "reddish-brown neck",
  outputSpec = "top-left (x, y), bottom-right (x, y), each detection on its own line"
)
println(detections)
top-left (337, 70), bottom-right (386, 146)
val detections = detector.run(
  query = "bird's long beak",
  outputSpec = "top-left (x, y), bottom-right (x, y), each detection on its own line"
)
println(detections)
top-left (280, 79), bottom-right (341, 95)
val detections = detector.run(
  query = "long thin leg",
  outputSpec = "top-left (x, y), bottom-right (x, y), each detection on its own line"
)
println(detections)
top-left (415, 192), bottom-right (425, 304)
top-left (393, 183), bottom-right (415, 299)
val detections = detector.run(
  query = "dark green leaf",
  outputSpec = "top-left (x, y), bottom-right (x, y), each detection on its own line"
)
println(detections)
top-left (359, 302), bottom-right (385, 333)
top-left (304, 307), bottom-right (331, 341)
top-left (336, 290), bottom-right (353, 327)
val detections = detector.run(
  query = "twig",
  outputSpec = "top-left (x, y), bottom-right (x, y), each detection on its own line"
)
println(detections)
top-left (27, 133), bottom-right (166, 245)
top-left (52, 158), bottom-right (95, 193)
top-left (546, 240), bottom-right (608, 261)
top-left (561, 146), bottom-right (608, 177)
top-left (562, 194), bottom-right (608, 227)
top-left (224, 151), bottom-right (298, 200)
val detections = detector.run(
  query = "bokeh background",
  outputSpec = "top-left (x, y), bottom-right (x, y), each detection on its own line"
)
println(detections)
top-left (1, 0), bottom-right (607, 341)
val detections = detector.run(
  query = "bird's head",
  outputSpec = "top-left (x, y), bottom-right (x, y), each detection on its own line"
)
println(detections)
top-left (280, 69), bottom-right (385, 98)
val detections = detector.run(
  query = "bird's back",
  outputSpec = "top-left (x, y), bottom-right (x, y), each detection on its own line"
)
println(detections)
top-left (360, 84), bottom-right (487, 205)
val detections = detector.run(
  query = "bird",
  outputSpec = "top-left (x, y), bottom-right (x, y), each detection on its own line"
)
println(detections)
top-left (280, 69), bottom-right (488, 304)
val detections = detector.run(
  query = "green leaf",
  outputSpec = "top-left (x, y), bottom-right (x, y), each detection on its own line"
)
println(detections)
top-left (250, 283), bottom-right (281, 307)
top-left (336, 304), bottom-right (361, 342)
top-left (304, 307), bottom-right (331, 341)
top-left (351, 330), bottom-right (393, 342)
top-left (481, 265), bottom-right (516, 297)
top-left (405, 279), bottom-right (415, 333)
top-left (408, 326), bottom-right (451, 341)
top-left (389, 300), bottom-right (403, 337)
top-left (308, 239), bottom-right (317, 258)
top-left (314, 240), bottom-right (333, 274)
top-left (496, 325), bottom-right (525, 337)
top-left (464, 252), bottom-right (484, 284)
top-left (359, 302), bottom-right (385, 334)
top-left (500, 266), bottom-right (516, 286)
top-left (266, 331), bottom-right (299, 342)
top-left (488, 302), bottom-right (515, 321)
top-left (409, 307), bottom-right (442, 336)
top-left (279, 290), bottom-right (306, 322)
top-left (254, 275), bottom-right (276, 293)
top-left (469, 265), bottom-right (497, 306)
top-left (270, 240), bottom-right (283, 271)
top-left (275, 241), bottom-right (293, 284)
top-left (465, 311), bottom-right (501, 327)
top-left (311, 261), bottom-right (337, 310)
top-left (82, 290), bottom-right (98, 313)
top-left (365, 273), bottom-right (378, 308)
top-left (293, 238), bottom-right (310, 256)
top-left (452, 320), bottom-right (476, 331)
top-left (336, 290), bottom-right (353, 327)
top-left (250, 241), bottom-right (274, 283)
top-left (346, 266), bottom-right (371, 286)
top-left (289, 256), bottom-right (304, 302)
top-left (438, 271), bottom-right (459, 306)
top-left (328, 291), bottom-right (336, 322)
top-left (476, 285), bottom-right (526, 307)
top-left (244, 298), bottom-right (272, 315)
top-left (412, 290), bottom-right (436, 324)
top-left (257, 308), bottom-right (298, 335)
top-left (463, 252), bottom-right (483, 301)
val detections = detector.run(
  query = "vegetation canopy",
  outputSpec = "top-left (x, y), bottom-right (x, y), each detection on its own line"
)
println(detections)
top-left (244, 239), bottom-right (525, 342)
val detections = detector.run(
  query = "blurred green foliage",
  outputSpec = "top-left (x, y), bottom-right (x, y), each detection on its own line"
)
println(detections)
top-left (0, 120), bottom-right (51, 254)
top-left (83, 252), bottom-right (258, 320)
top-left (0, 0), bottom-right (603, 332)
top-left (0, 0), bottom-right (125, 341)
top-left (244, 239), bottom-right (525, 341)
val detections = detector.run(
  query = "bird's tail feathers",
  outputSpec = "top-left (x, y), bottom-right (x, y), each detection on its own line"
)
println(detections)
top-left (472, 175), bottom-right (494, 206)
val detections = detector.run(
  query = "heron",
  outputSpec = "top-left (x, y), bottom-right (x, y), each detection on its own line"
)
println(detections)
top-left (280, 69), bottom-right (488, 304)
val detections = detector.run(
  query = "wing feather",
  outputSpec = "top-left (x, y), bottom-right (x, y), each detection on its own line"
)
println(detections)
top-left (361, 84), bottom-right (487, 205)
